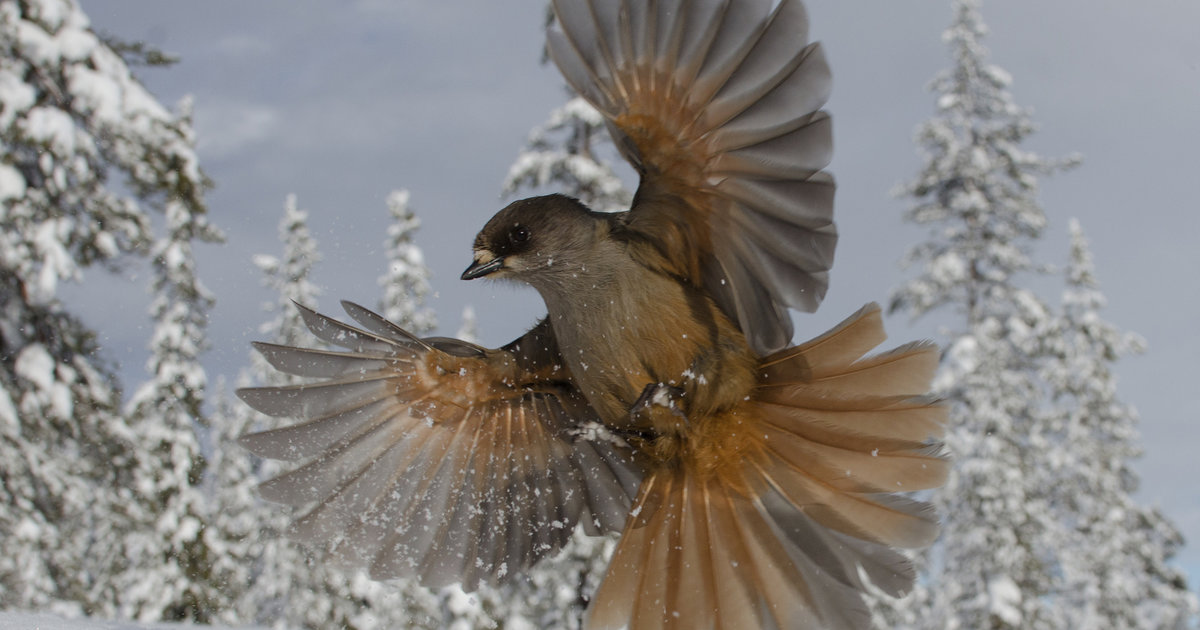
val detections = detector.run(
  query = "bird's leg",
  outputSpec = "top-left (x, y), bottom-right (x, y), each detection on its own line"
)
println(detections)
top-left (631, 382), bottom-right (686, 422)
top-left (630, 382), bottom-right (692, 461)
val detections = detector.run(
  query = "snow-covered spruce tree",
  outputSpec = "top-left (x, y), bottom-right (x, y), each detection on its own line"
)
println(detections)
top-left (220, 195), bottom-right (345, 629)
top-left (456, 305), bottom-right (479, 344)
top-left (254, 195), bottom-right (322, 350)
top-left (203, 377), bottom-right (262, 626)
top-left (378, 189), bottom-right (436, 334)
top-left (1041, 220), bottom-right (1197, 629)
top-left (502, 95), bottom-right (631, 213)
top-left (117, 199), bottom-right (223, 623)
top-left (233, 195), bottom-right (352, 630)
top-left (921, 292), bottom-right (1066, 630)
top-left (885, 1), bottom-right (1078, 628)
top-left (0, 0), bottom-right (215, 616)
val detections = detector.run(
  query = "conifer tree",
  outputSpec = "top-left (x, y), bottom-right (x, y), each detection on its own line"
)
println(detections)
top-left (118, 199), bottom-right (223, 622)
top-left (1042, 220), bottom-right (1197, 629)
top-left (502, 3), bottom-right (629, 216)
top-left (0, 0), bottom-right (214, 615)
top-left (204, 378), bottom-right (263, 626)
top-left (237, 196), bottom-right (359, 630)
top-left (379, 189), bottom-right (436, 334)
top-left (502, 96), bottom-right (631, 213)
top-left (886, 1), bottom-right (1076, 627)
top-left (884, 4), bottom-right (1198, 628)
top-left (254, 195), bottom-right (323, 349)
top-left (456, 305), bottom-right (479, 344)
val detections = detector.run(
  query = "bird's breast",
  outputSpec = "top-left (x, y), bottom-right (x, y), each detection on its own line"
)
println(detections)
top-left (542, 267), bottom-right (756, 429)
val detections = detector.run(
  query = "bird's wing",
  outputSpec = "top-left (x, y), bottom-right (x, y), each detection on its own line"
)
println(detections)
top-left (547, 0), bottom-right (836, 355)
top-left (237, 301), bottom-right (645, 590)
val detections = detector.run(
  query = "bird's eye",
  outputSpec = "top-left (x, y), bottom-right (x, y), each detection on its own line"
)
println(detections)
top-left (510, 225), bottom-right (530, 245)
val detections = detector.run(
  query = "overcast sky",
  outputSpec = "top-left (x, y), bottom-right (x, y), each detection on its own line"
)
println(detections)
top-left (76, 1), bottom-right (1200, 584)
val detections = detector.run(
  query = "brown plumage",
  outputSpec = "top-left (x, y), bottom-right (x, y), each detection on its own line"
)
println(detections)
top-left (238, 1), bottom-right (947, 628)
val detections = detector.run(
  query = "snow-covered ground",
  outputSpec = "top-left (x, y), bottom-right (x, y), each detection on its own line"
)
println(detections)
top-left (0, 612), bottom-right (261, 630)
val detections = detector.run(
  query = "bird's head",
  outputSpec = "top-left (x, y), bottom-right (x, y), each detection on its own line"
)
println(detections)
top-left (462, 194), bottom-right (609, 291)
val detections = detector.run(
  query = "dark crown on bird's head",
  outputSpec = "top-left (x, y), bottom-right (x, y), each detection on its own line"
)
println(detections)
top-left (475, 195), bottom-right (593, 254)
top-left (464, 194), bottom-right (608, 284)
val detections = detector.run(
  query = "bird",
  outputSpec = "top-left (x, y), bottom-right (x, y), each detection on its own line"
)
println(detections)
top-left (237, 0), bottom-right (948, 628)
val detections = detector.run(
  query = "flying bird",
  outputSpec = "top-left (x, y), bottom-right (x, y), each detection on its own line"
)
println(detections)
top-left (238, 0), bottom-right (948, 628)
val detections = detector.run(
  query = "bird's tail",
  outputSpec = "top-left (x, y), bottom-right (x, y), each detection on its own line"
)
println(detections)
top-left (586, 304), bottom-right (948, 630)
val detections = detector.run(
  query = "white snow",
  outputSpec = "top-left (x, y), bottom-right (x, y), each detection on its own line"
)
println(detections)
top-left (0, 163), bottom-right (26, 202)
top-left (0, 69), bottom-right (36, 127)
top-left (23, 106), bottom-right (78, 154)
top-left (14, 16), bottom-right (59, 64)
top-left (13, 343), bottom-right (73, 419)
top-left (879, 2), bottom-right (1199, 627)
top-left (987, 576), bottom-right (1022, 626)
top-left (0, 388), bottom-right (17, 434)
top-left (54, 26), bottom-right (96, 61)
top-left (14, 343), bottom-right (55, 391)
top-left (67, 66), bottom-right (123, 128)
top-left (0, 611), bottom-right (263, 630)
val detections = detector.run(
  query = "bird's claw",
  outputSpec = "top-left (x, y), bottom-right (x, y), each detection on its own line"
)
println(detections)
top-left (630, 382), bottom-right (688, 428)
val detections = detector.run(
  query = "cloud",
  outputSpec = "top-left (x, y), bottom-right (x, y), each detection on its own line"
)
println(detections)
top-left (210, 34), bottom-right (272, 58)
top-left (193, 99), bottom-right (280, 160)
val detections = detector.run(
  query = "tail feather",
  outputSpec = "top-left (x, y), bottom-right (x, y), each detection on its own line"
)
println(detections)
top-left (807, 340), bottom-right (940, 396)
top-left (763, 333), bottom-right (940, 400)
top-left (759, 303), bottom-right (885, 374)
top-left (758, 414), bottom-right (948, 494)
top-left (761, 454), bottom-right (941, 549)
top-left (760, 489), bottom-right (915, 597)
top-left (756, 400), bottom-right (945, 452)
top-left (632, 483), bottom-right (675, 630)
top-left (587, 305), bottom-right (945, 628)
top-left (583, 473), bottom-right (662, 627)
top-left (589, 468), bottom-right (860, 630)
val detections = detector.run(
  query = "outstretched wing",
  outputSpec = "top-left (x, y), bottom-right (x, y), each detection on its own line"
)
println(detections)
top-left (237, 302), bottom-right (645, 591)
top-left (547, 0), bottom-right (837, 355)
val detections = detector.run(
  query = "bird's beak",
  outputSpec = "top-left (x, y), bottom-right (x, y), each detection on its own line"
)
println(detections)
top-left (461, 251), bottom-right (504, 280)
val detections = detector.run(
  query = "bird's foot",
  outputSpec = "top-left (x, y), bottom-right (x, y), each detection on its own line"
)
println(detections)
top-left (630, 382), bottom-right (687, 429)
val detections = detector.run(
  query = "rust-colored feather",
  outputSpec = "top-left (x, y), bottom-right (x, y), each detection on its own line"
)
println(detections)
top-left (587, 304), bottom-right (945, 628)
